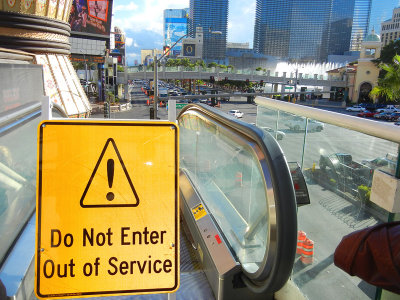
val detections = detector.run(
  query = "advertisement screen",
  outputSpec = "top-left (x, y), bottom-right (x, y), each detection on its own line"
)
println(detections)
top-left (164, 18), bottom-right (187, 54)
top-left (69, 0), bottom-right (113, 36)
top-left (115, 33), bottom-right (125, 49)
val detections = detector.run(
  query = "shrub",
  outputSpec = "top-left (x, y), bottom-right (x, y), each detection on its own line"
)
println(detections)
top-left (358, 185), bottom-right (371, 201)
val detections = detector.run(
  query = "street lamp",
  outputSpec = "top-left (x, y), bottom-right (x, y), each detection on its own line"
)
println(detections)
top-left (151, 29), bottom-right (222, 119)
top-left (152, 33), bottom-right (189, 119)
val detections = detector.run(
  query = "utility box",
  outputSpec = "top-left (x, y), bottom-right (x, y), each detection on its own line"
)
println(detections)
top-left (370, 170), bottom-right (400, 213)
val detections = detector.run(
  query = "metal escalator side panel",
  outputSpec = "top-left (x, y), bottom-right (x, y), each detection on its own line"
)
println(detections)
top-left (178, 104), bottom-right (298, 295)
top-left (179, 169), bottom-right (239, 276)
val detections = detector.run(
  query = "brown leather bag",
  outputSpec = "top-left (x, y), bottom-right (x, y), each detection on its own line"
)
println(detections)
top-left (334, 221), bottom-right (400, 294)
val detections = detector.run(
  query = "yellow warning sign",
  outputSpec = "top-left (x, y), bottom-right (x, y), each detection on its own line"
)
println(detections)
top-left (192, 203), bottom-right (207, 221)
top-left (35, 120), bottom-right (179, 299)
top-left (80, 138), bottom-right (140, 208)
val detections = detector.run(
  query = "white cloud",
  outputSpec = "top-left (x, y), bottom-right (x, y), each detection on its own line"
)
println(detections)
top-left (114, 2), bottom-right (138, 12)
top-left (113, 0), bottom-right (189, 34)
top-left (125, 37), bottom-right (133, 47)
top-left (243, 1), bottom-right (256, 15)
top-left (127, 53), bottom-right (140, 58)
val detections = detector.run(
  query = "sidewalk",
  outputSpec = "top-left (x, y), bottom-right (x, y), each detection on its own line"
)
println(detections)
top-left (298, 98), bottom-right (346, 109)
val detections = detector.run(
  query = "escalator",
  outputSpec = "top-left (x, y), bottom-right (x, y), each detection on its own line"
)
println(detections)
top-left (177, 104), bottom-right (298, 300)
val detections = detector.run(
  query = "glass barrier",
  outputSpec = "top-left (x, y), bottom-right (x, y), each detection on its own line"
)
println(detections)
top-left (256, 105), bottom-right (398, 299)
top-left (0, 113), bottom-right (40, 265)
top-left (178, 112), bottom-right (269, 274)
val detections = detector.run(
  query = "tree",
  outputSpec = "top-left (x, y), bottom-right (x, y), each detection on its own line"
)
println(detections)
top-left (72, 61), bottom-right (85, 70)
top-left (195, 60), bottom-right (206, 69)
top-left (208, 62), bottom-right (218, 68)
top-left (370, 54), bottom-right (400, 102)
top-left (256, 67), bottom-right (263, 71)
top-left (374, 40), bottom-right (400, 79)
top-left (180, 58), bottom-right (191, 67)
top-left (374, 39), bottom-right (400, 65)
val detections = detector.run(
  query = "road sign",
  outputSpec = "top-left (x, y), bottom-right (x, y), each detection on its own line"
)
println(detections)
top-left (285, 87), bottom-right (294, 90)
top-left (36, 120), bottom-right (179, 299)
top-left (176, 103), bottom-right (187, 109)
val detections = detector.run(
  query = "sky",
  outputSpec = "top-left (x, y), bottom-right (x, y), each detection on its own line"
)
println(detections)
top-left (111, 0), bottom-right (400, 65)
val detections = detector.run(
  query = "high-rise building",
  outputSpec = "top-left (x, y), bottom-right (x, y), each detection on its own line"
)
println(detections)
top-left (253, 0), bottom-right (371, 61)
top-left (350, 0), bottom-right (372, 51)
top-left (325, 0), bottom-right (355, 56)
top-left (189, 0), bottom-right (228, 62)
top-left (381, 7), bottom-right (400, 47)
top-left (164, 9), bottom-right (189, 56)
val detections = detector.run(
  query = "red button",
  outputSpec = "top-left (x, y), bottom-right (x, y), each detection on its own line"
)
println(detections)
top-left (215, 234), bottom-right (222, 244)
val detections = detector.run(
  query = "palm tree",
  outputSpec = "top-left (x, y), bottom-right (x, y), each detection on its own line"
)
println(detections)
top-left (370, 54), bottom-right (400, 102)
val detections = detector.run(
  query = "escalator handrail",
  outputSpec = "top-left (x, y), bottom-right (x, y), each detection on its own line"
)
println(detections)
top-left (178, 104), bottom-right (298, 294)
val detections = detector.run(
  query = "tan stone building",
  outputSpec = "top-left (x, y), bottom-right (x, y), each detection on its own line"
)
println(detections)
top-left (327, 31), bottom-right (382, 103)
top-left (352, 31), bottom-right (381, 103)
top-left (381, 7), bottom-right (400, 46)
top-left (140, 49), bottom-right (163, 65)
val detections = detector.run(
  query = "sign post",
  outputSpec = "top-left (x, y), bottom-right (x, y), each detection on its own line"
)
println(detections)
top-left (35, 120), bottom-right (179, 298)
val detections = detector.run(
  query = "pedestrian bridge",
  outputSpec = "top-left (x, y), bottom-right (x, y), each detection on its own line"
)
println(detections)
top-left (117, 66), bottom-right (346, 88)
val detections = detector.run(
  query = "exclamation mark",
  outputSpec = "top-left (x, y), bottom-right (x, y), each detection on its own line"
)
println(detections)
top-left (106, 159), bottom-right (114, 201)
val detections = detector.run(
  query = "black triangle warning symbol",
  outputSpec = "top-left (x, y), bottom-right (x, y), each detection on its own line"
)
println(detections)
top-left (80, 138), bottom-right (140, 208)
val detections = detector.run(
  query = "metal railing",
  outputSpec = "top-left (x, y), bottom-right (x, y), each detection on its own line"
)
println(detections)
top-left (255, 96), bottom-right (400, 300)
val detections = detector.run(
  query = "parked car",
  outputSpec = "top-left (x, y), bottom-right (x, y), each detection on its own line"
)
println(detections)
top-left (374, 112), bottom-right (392, 120)
top-left (362, 153), bottom-right (397, 174)
top-left (346, 105), bottom-right (366, 112)
top-left (376, 105), bottom-right (399, 113)
top-left (228, 110), bottom-right (244, 118)
top-left (357, 110), bottom-right (378, 118)
top-left (260, 127), bottom-right (286, 140)
top-left (285, 117), bottom-right (324, 132)
top-left (387, 112), bottom-right (400, 121)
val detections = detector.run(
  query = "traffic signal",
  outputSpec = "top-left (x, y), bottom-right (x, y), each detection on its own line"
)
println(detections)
top-left (260, 80), bottom-right (264, 85)
top-left (210, 76), bottom-right (215, 83)
top-left (246, 79), bottom-right (249, 84)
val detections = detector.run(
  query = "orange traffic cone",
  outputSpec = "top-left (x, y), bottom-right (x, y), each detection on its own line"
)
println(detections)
top-left (300, 238), bottom-right (314, 264)
top-left (297, 231), bottom-right (306, 255)
top-left (235, 172), bottom-right (243, 187)
top-left (147, 99), bottom-right (150, 106)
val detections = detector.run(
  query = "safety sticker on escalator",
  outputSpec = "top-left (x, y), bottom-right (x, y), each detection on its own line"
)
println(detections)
top-left (192, 203), bottom-right (207, 221)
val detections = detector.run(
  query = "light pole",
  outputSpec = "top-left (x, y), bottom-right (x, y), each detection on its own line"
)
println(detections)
top-left (151, 30), bottom-right (221, 119)
top-left (152, 34), bottom-right (189, 119)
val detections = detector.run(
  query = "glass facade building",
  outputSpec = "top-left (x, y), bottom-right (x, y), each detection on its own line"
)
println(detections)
top-left (189, 0), bottom-right (228, 62)
top-left (164, 9), bottom-right (189, 56)
top-left (253, 0), bottom-right (371, 61)
top-left (350, 0), bottom-right (372, 51)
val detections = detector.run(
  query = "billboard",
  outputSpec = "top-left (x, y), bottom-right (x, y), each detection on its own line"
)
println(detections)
top-left (69, 0), bottom-right (113, 36)
top-left (164, 18), bottom-right (187, 55)
top-left (183, 44), bottom-right (195, 57)
top-left (115, 33), bottom-right (125, 49)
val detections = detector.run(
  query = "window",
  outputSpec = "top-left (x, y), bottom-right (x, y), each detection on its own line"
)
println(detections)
top-left (365, 48), bottom-right (376, 58)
